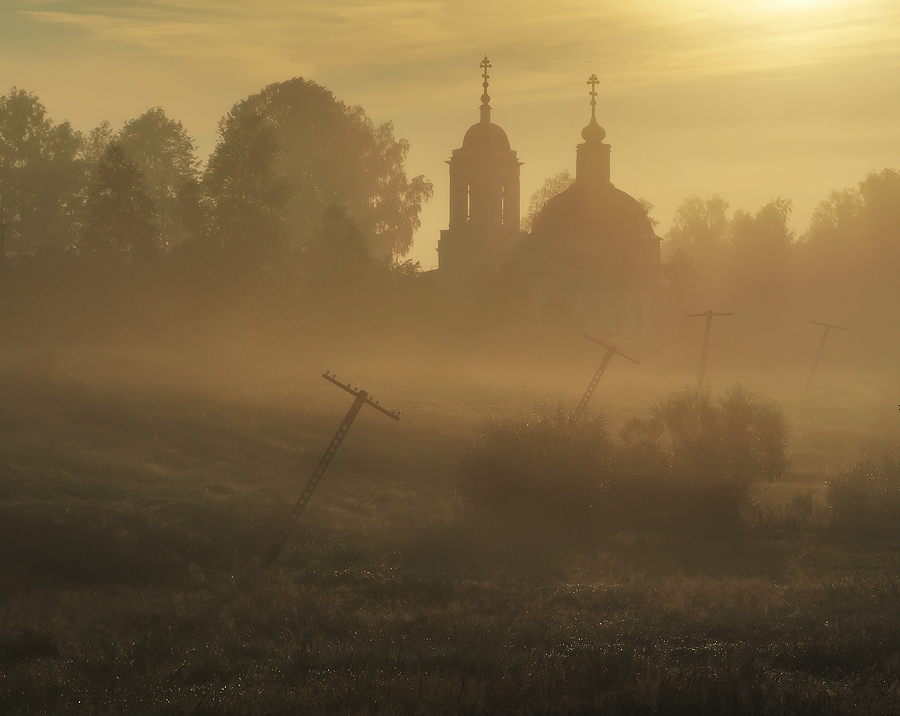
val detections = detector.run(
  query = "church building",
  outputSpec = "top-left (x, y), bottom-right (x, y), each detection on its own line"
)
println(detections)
top-left (436, 58), bottom-right (662, 339)
top-left (436, 57), bottom-right (526, 277)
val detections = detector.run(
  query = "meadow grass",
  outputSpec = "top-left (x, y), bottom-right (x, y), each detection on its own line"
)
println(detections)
top-left (1, 355), bottom-right (899, 715)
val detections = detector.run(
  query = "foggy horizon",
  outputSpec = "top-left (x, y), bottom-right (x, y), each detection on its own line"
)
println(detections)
top-left (3, 1), bottom-right (899, 266)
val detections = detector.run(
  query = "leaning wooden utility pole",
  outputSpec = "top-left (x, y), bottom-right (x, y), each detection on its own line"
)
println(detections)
top-left (804, 320), bottom-right (848, 398)
top-left (251, 372), bottom-right (400, 577)
top-left (573, 334), bottom-right (640, 418)
top-left (687, 310), bottom-right (733, 388)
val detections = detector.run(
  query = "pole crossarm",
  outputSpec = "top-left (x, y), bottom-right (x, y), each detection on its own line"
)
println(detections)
top-left (804, 320), bottom-right (848, 398)
top-left (687, 310), bottom-right (733, 388)
top-left (250, 372), bottom-right (400, 577)
top-left (686, 311), bottom-right (735, 319)
top-left (574, 334), bottom-right (640, 418)
top-left (809, 320), bottom-right (848, 332)
top-left (322, 371), bottom-right (401, 421)
top-left (585, 333), bottom-right (641, 365)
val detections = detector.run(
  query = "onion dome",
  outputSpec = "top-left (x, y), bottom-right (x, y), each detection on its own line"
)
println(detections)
top-left (582, 114), bottom-right (606, 143)
top-left (582, 73), bottom-right (607, 143)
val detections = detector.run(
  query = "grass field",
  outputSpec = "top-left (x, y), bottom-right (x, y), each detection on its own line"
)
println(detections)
top-left (1, 342), bottom-right (898, 715)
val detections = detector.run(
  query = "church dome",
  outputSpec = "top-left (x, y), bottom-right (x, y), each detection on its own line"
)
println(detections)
top-left (533, 182), bottom-right (653, 244)
top-left (581, 114), bottom-right (606, 144)
top-left (462, 120), bottom-right (511, 152)
top-left (524, 181), bottom-right (656, 274)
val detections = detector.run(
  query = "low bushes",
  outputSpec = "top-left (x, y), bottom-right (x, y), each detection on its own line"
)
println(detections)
top-left (827, 457), bottom-right (900, 537)
top-left (460, 406), bottom-right (613, 524)
top-left (462, 384), bottom-right (791, 534)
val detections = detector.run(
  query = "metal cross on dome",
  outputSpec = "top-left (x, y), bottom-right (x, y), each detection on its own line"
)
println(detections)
top-left (480, 55), bottom-right (492, 89)
top-left (587, 73), bottom-right (600, 113)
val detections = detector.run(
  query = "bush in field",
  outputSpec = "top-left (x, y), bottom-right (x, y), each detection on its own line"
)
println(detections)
top-left (827, 457), bottom-right (900, 536)
top-left (462, 385), bottom-right (790, 533)
top-left (461, 405), bottom-right (613, 524)
top-left (631, 384), bottom-right (791, 528)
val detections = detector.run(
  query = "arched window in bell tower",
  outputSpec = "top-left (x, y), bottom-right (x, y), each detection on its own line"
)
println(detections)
top-left (500, 185), bottom-right (505, 225)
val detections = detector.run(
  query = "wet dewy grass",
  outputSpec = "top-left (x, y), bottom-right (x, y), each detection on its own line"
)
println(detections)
top-left (2, 372), bottom-right (900, 714)
top-left (5, 561), bottom-right (900, 715)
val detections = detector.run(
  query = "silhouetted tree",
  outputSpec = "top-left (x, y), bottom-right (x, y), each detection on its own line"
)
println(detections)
top-left (665, 194), bottom-right (730, 304)
top-left (638, 197), bottom-right (659, 229)
top-left (202, 103), bottom-right (288, 268)
top-left (660, 246), bottom-right (698, 316)
top-left (119, 108), bottom-right (200, 250)
top-left (807, 169), bottom-right (900, 273)
top-left (730, 198), bottom-right (793, 314)
top-left (858, 168), bottom-right (900, 244)
top-left (301, 206), bottom-right (395, 314)
top-left (799, 168), bottom-right (900, 333)
top-left (203, 77), bottom-right (433, 261)
top-left (0, 87), bottom-right (84, 251)
top-left (79, 121), bottom-right (115, 171)
top-left (308, 206), bottom-right (372, 277)
top-left (80, 142), bottom-right (158, 266)
top-left (522, 170), bottom-right (573, 232)
top-left (666, 194), bottom-right (729, 261)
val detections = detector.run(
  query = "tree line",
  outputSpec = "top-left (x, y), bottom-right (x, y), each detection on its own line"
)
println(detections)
top-left (661, 172), bottom-right (900, 329)
top-left (0, 80), bottom-right (431, 267)
top-left (0, 80), bottom-right (435, 343)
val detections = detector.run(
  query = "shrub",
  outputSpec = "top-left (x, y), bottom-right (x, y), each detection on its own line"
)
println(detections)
top-left (827, 457), bottom-right (900, 536)
top-left (460, 405), bottom-right (613, 525)
top-left (653, 384), bottom-right (789, 483)
top-left (644, 384), bottom-right (791, 529)
top-left (461, 385), bottom-right (790, 535)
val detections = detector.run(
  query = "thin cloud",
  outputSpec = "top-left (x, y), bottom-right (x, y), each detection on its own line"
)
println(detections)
top-left (17, 0), bottom-right (900, 119)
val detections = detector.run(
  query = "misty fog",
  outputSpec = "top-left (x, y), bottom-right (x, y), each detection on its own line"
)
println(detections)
top-left (1, 67), bottom-right (898, 715)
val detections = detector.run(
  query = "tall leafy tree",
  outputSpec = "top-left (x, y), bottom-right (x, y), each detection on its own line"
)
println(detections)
top-left (667, 194), bottom-right (730, 258)
top-left (730, 198), bottom-right (793, 313)
top-left (80, 142), bottom-right (157, 266)
top-left (79, 121), bottom-right (115, 173)
top-left (805, 168), bottom-right (900, 267)
top-left (854, 169), bottom-right (900, 269)
top-left (0, 87), bottom-right (84, 251)
top-left (118, 107), bottom-right (200, 250)
top-left (203, 103), bottom-right (288, 265)
top-left (801, 168), bottom-right (900, 322)
top-left (665, 194), bottom-right (731, 301)
top-left (203, 77), bottom-right (433, 261)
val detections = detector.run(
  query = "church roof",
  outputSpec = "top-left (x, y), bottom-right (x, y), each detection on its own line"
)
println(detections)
top-left (461, 121), bottom-right (511, 152)
top-left (531, 181), bottom-right (656, 247)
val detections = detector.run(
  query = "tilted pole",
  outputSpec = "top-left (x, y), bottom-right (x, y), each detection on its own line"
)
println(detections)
top-left (804, 320), bottom-right (848, 398)
top-left (687, 310), bottom-right (733, 388)
top-left (254, 372), bottom-right (400, 574)
top-left (573, 334), bottom-right (640, 418)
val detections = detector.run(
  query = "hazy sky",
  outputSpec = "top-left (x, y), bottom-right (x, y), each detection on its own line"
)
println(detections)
top-left (3, 0), bottom-right (899, 265)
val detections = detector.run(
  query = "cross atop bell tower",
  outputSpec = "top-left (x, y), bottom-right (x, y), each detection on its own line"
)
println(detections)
top-left (479, 55), bottom-right (492, 123)
top-left (587, 73), bottom-right (599, 121)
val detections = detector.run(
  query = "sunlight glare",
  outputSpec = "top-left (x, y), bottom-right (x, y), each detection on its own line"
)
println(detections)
top-left (742, 0), bottom-right (838, 11)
